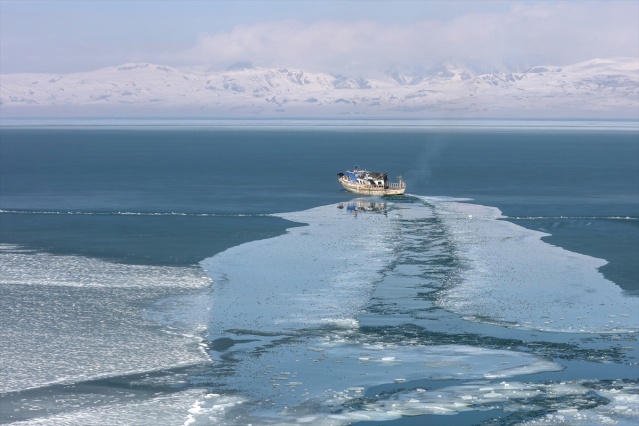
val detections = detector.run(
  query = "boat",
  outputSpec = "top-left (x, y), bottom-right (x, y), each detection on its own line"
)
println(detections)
top-left (337, 166), bottom-right (406, 195)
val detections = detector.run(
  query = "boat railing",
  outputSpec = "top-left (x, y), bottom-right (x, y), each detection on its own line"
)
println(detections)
top-left (341, 176), bottom-right (406, 189)
top-left (387, 182), bottom-right (406, 189)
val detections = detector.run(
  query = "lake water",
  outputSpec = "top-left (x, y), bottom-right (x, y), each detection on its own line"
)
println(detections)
top-left (1, 119), bottom-right (637, 425)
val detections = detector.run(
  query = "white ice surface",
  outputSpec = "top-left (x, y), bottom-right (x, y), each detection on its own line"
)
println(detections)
top-left (0, 244), bottom-right (211, 288)
top-left (8, 389), bottom-right (222, 426)
top-left (0, 244), bottom-right (212, 393)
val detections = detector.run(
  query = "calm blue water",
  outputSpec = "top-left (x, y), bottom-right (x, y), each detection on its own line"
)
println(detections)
top-left (1, 121), bottom-right (638, 424)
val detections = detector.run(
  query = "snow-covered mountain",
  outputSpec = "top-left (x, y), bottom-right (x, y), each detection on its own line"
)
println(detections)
top-left (1, 58), bottom-right (637, 118)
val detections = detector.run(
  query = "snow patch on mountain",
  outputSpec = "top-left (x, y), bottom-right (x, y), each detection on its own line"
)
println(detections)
top-left (1, 58), bottom-right (637, 118)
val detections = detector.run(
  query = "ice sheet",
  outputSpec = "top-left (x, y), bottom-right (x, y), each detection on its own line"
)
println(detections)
top-left (425, 199), bottom-right (639, 333)
top-left (7, 389), bottom-right (219, 426)
top-left (0, 243), bottom-right (211, 288)
top-left (0, 244), bottom-right (211, 393)
top-left (200, 201), bottom-right (397, 335)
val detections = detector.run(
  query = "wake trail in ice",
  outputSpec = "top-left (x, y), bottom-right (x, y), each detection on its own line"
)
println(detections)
top-left (200, 201), bottom-right (397, 335)
top-left (191, 199), bottom-right (639, 425)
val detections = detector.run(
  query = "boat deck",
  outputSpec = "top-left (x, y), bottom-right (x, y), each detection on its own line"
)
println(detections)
top-left (338, 175), bottom-right (406, 195)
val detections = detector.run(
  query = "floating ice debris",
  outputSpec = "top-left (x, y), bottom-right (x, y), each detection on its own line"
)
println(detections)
top-left (516, 383), bottom-right (639, 425)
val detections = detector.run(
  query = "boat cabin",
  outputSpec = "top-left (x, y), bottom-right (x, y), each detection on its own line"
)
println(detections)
top-left (343, 170), bottom-right (388, 188)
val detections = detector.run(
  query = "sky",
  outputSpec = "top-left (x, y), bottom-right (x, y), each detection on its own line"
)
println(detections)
top-left (1, 0), bottom-right (638, 75)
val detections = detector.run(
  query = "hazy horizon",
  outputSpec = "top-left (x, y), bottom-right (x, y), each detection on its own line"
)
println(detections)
top-left (1, 1), bottom-right (637, 75)
top-left (1, 1), bottom-right (637, 120)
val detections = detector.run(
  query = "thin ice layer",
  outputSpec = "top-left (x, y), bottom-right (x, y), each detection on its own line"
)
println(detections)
top-left (200, 201), bottom-right (397, 335)
top-left (428, 199), bottom-right (639, 333)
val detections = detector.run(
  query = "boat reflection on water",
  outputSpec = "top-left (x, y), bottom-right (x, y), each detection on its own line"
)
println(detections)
top-left (337, 201), bottom-right (388, 216)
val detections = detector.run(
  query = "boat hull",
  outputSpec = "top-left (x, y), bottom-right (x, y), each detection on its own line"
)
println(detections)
top-left (339, 177), bottom-right (406, 195)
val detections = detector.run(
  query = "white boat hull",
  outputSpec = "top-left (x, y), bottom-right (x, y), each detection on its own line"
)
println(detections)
top-left (338, 175), bottom-right (406, 195)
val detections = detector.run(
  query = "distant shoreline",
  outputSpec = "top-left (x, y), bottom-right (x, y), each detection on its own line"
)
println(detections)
top-left (1, 117), bottom-right (638, 131)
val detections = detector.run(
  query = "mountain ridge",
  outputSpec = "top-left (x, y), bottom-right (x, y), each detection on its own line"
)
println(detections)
top-left (1, 58), bottom-right (637, 118)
